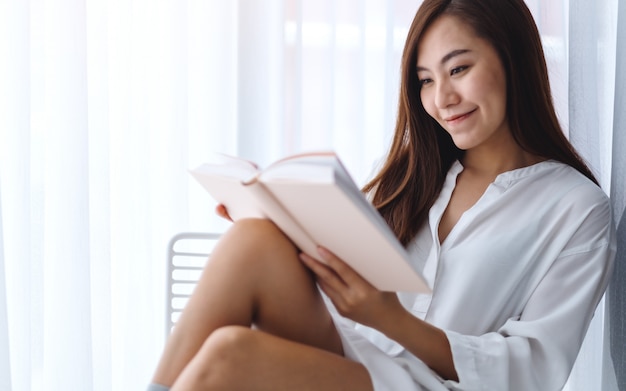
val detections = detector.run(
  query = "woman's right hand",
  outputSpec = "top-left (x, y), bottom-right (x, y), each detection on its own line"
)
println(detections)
top-left (215, 204), bottom-right (233, 222)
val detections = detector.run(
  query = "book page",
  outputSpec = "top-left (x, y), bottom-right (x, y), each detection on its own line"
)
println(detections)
top-left (191, 151), bottom-right (428, 292)
top-left (245, 180), bottom-right (318, 256)
top-left (189, 164), bottom-right (265, 221)
top-left (189, 158), bottom-right (318, 252)
top-left (260, 163), bottom-right (429, 292)
top-left (259, 151), bottom-right (340, 181)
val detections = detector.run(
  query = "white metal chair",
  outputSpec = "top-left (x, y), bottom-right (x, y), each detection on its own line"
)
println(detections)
top-left (166, 232), bottom-right (222, 337)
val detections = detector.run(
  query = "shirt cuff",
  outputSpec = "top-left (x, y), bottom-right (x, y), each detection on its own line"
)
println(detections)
top-left (442, 329), bottom-right (481, 388)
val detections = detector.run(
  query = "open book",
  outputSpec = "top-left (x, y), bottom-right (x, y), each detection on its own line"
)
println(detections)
top-left (190, 151), bottom-right (429, 292)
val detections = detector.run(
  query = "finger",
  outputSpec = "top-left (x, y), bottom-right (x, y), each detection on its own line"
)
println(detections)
top-left (215, 204), bottom-right (233, 221)
top-left (316, 247), bottom-right (374, 289)
top-left (299, 252), bottom-right (348, 291)
top-left (299, 253), bottom-right (351, 312)
top-left (315, 279), bottom-right (343, 305)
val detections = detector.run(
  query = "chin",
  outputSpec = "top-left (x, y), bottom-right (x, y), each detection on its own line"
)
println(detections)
top-left (450, 131), bottom-right (487, 150)
top-left (450, 139), bottom-right (475, 151)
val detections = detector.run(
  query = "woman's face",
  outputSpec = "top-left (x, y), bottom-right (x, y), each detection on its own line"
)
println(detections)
top-left (416, 15), bottom-right (510, 152)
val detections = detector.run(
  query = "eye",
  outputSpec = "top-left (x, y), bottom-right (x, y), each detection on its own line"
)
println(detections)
top-left (450, 65), bottom-right (469, 76)
top-left (418, 77), bottom-right (433, 88)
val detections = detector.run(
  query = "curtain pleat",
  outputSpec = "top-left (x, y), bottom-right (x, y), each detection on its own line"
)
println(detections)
top-left (85, 0), bottom-right (112, 389)
top-left (0, 187), bottom-right (11, 391)
top-left (608, 194), bottom-right (626, 390)
top-left (608, 0), bottom-right (626, 387)
top-left (566, 0), bottom-right (618, 389)
top-left (1, 0), bottom-right (35, 389)
top-left (568, 0), bottom-right (601, 174)
top-left (40, 1), bottom-right (93, 389)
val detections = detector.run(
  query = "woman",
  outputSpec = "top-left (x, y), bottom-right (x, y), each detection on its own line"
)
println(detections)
top-left (148, 0), bottom-right (615, 389)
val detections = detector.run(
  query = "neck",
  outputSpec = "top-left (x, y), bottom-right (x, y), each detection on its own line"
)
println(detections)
top-left (460, 136), bottom-right (544, 177)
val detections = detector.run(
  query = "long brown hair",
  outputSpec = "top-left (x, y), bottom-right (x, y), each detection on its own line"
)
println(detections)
top-left (363, 0), bottom-right (597, 246)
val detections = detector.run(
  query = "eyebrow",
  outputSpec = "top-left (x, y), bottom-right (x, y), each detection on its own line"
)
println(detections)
top-left (416, 49), bottom-right (471, 72)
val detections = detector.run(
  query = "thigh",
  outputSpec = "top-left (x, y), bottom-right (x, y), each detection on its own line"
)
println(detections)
top-left (173, 326), bottom-right (374, 391)
top-left (182, 218), bottom-right (343, 353)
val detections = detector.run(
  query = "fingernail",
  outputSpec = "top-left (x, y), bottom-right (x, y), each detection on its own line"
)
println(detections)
top-left (317, 246), bottom-right (330, 258)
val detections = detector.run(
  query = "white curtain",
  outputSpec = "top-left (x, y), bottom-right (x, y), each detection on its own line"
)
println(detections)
top-left (607, 0), bottom-right (626, 387)
top-left (0, 0), bottom-right (622, 390)
top-left (0, 184), bottom-right (10, 390)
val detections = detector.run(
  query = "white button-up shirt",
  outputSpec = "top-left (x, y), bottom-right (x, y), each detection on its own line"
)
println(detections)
top-left (343, 160), bottom-right (616, 391)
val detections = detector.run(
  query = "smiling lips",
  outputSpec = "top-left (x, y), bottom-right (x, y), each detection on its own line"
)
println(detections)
top-left (444, 108), bottom-right (477, 124)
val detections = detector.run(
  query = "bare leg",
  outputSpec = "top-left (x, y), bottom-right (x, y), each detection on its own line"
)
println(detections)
top-left (172, 326), bottom-right (372, 391)
top-left (151, 219), bottom-right (370, 389)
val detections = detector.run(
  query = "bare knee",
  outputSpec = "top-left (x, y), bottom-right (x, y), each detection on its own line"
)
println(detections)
top-left (178, 326), bottom-right (261, 389)
top-left (212, 218), bottom-right (306, 281)
top-left (201, 325), bottom-right (259, 374)
top-left (228, 218), bottom-right (288, 242)
top-left (222, 218), bottom-right (298, 258)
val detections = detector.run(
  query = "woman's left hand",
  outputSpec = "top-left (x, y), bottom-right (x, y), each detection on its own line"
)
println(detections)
top-left (299, 247), bottom-right (405, 330)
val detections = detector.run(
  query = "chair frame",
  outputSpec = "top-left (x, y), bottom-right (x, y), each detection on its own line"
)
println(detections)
top-left (166, 232), bottom-right (221, 338)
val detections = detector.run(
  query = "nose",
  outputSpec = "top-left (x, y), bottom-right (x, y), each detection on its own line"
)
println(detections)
top-left (434, 79), bottom-right (459, 109)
